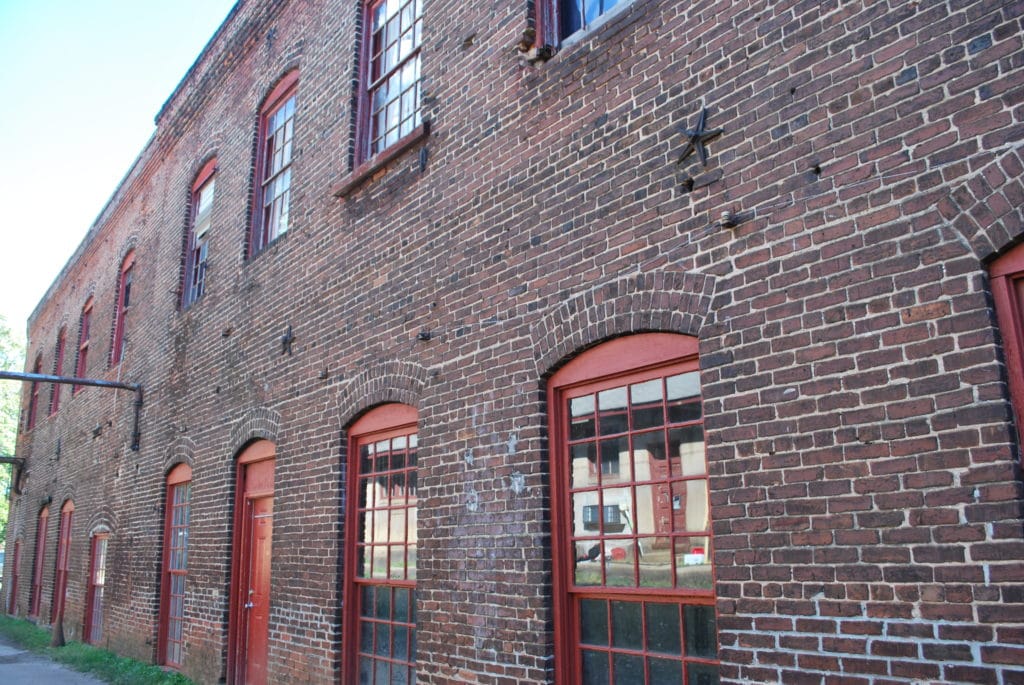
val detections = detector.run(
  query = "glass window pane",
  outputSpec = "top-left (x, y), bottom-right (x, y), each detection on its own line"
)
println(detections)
top-left (581, 649), bottom-right (610, 685)
top-left (612, 653), bottom-right (644, 684)
top-left (375, 622), bottom-right (391, 656)
top-left (599, 438), bottom-right (627, 479)
top-left (394, 587), bottom-right (409, 622)
top-left (669, 425), bottom-right (705, 477)
top-left (580, 599), bottom-right (608, 646)
top-left (571, 444), bottom-right (596, 489)
top-left (687, 662), bottom-right (720, 685)
top-left (650, 657), bottom-right (683, 682)
top-left (630, 379), bottom-right (664, 430)
top-left (638, 537), bottom-right (671, 588)
top-left (610, 601), bottom-right (642, 650)
top-left (676, 537), bottom-right (712, 590)
top-left (646, 603), bottom-right (681, 654)
top-left (669, 480), bottom-right (709, 533)
top-left (685, 604), bottom-right (718, 658)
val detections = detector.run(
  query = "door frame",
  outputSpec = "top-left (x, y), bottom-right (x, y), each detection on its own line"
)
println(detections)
top-left (226, 440), bottom-right (275, 685)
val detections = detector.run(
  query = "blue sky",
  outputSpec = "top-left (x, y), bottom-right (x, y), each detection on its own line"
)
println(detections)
top-left (0, 0), bottom-right (237, 340)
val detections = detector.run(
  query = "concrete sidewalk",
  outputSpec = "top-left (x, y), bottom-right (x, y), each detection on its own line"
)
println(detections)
top-left (0, 632), bottom-right (104, 684)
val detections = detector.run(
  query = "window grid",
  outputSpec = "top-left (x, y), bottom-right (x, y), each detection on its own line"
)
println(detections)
top-left (111, 255), bottom-right (134, 366)
top-left (74, 300), bottom-right (92, 394)
top-left (85, 534), bottom-right (109, 644)
top-left (29, 508), bottom-right (47, 617)
top-left (353, 425), bottom-right (418, 683)
top-left (184, 170), bottom-right (214, 308)
top-left (551, 337), bottom-right (719, 685)
top-left (257, 94), bottom-right (295, 251)
top-left (565, 369), bottom-right (711, 592)
top-left (164, 479), bottom-right (191, 667)
top-left (365, 0), bottom-right (422, 159)
top-left (49, 328), bottom-right (66, 415)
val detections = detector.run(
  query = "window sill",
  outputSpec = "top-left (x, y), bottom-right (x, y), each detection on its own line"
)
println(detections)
top-left (333, 121), bottom-right (430, 198)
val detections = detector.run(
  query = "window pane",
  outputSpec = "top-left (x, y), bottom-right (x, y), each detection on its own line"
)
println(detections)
top-left (646, 603), bottom-right (681, 655)
top-left (670, 480), bottom-right (709, 532)
top-left (687, 662), bottom-right (720, 685)
top-left (675, 537), bottom-right (712, 590)
top-left (580, 599), bottom-right (608, 646)
top-left (610, 601), bottom-right (642, 650)
top-left (581, 649), bottom-right (610, 685)
top-left (650, 657), bottom-right (683, 682)
top-left (684, 604), bottom-right (718, 658)
top-left (612, 653), bottom-right (643, 684)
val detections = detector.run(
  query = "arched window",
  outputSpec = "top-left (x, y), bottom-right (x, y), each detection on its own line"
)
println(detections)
top-left (73, 297), bottom-right (93, 394)
top-left (159, 463), bottom-right (192, 667)
top-left (49, 327), bottom-right (66, 415)
top-left (111, 252), bottom-right (135, 365)
top-left (344, 403), bottom-right (418, 684)
top-left (26, 355), bottom-right (42, 430)
top-left (251, 71), bottom-right (298, 255)
top-left (84, 530), bottom-right (109, 644)
top-left (549, 333), bottom-right (719, 684)
top-left (28, 506), bottom-right (48, 617)
top-left (51, 500), bottom-right (74, 624)
top-left (183, 160), bottom-right (216, 308)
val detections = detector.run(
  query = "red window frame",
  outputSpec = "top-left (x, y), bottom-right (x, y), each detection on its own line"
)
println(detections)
top-left (83, 532), bottom-right (109, 644)
top-left (7, 539), bottom-right (21, 614)
top-left (356, 0), bottom-right (423, 165)
top-left (183, 160), bottom-right (216, 308)
top-left (991, 242), bottom-right (1024, 445)
top-left (49, 328), bottom-right (66, 415)
top-left (51, 500), bottom-right (74, 624)
top-left (343, 403), bottom-right (419, 684)
top-left (251, 71), bottom-right (298, 256)
top-left (110, 252), bottom-right (135, 366)
top-left (549, 333), bottom-right (719, 684)
top-left (29, 507), bottom-right (48, 617)
top-left (26, 355), bottom-right (42, 430)
top-left (74, 298), bottom-right (93, 394)
top-left (158, 463), bottom-right (192, 668)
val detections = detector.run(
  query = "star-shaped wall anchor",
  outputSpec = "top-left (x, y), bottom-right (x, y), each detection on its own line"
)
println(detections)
top-left (677, 107), bottom-right (723, 167)
top-left (281, 324), bottom-right (295, 356)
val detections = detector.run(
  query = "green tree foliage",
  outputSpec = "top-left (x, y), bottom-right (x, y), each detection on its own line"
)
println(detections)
top-left (0, 315), bottom-right (26, 547)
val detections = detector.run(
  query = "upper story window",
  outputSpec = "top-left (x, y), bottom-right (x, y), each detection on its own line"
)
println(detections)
top-left (539, 0), bottom-right (631, 46)
top-left (252, 72), bottom-right (298, 255)
top-left (49, 327), bottom-right (66, 415)
top-left (549, 333), bottom-right (719, 684)
top-left (26, 354), bottom-right (42, 430)
top-left (74, 298), bottom-right (93, 394)
top-left (184, 160), bottom-right (216, 308)
top-left (111, 252), bottom-right (135, 366)
top-left (359, 0), bottom-right (423, 163)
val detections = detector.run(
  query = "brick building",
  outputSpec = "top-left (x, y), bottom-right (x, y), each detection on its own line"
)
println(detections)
top-left (3, 0), bottom-right (1024, 682)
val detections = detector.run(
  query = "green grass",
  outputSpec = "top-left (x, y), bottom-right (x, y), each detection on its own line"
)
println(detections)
top-left (0, 615), bottom-right (194, 685)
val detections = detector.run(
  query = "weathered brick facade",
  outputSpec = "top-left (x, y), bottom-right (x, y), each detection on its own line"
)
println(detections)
top-left (3, 0), bottom-right (1024, 682)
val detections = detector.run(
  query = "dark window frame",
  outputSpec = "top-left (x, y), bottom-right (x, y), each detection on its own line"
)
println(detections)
top-left (83, 532), bottom-right (109, 644)
top-left (183, 160), bottom-right (216, 309)
top-left (158, 463), bottom-right (192, 668)
top-left (28, 507), bottom-right (48, 617)
top-left (110, 252), bottom-right (135, 366)
top-left (49, 327), bottom-right (66, 415)
top-left (26, 355), bottom-right (42, 430)
top-left (74, 298), bottom-right (93, 394)
top-left (250, 71), bottom-right (298, 256)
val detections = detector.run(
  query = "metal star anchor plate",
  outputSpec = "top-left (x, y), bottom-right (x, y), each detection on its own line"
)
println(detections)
top-left (677, 108), bottom-right (723, 166)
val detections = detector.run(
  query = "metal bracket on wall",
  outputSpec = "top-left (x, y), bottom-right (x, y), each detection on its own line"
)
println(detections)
top-left (0, 370), bottom-right (144, 451)
top-left (0, 455), bottom-right (26, 494)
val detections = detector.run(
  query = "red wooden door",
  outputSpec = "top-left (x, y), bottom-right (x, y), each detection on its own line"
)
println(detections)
top-left (229, 443), bottom-right (274, 685)
top-left (244, 497), bottom-right (273, 685)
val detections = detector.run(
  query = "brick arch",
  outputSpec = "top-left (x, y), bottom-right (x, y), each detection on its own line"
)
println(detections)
top-left (228, 406), bottom-right (282, 450)
top-left (162, 436), bottom-right (197, 477)
top-left (334, 359), bottom-right (428, 430)
top-left (83, 505), bottom-right (119, 538)
top-left (937, 146), bottom-right (1024, 261)
top-left (115, 237), bottom-right (139, 267)
top-left (529, 270), bottom-right (715, 379)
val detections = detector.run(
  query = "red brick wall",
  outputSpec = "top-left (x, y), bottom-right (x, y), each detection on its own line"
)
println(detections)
top-left (3, 0), bottom-right (1024, 682)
